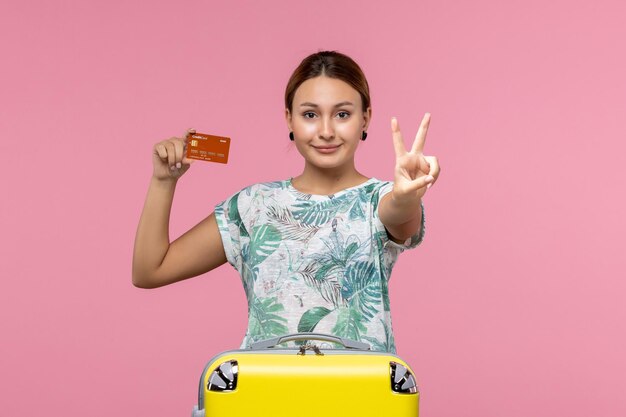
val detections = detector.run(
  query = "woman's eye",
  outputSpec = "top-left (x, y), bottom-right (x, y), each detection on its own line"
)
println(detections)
top-left (302, 111), bottom-right (349, 119)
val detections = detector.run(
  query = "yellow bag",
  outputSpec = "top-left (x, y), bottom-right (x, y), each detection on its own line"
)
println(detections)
top-left (191, 332), bottom-right (419, 416)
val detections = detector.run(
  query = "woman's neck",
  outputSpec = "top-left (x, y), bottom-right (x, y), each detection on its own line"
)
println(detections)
top-left (291, 162), bottom-right (369, 195)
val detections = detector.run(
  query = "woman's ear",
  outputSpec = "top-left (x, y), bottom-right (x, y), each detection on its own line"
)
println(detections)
top-left (285, 108), bottom-right (293, 131)
top-left (363, 107), bottom-right (372, 131)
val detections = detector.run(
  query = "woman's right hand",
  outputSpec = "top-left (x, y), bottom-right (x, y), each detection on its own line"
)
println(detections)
top-left (152, 128), bottom-right (197, 181)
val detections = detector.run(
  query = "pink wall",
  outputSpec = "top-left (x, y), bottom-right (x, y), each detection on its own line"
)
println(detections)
top-left (2, 0), bottom-right (625, 415)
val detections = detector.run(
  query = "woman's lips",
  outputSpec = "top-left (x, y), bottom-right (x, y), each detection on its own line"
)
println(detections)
top-left (313, 144), bottom-right (341, 154)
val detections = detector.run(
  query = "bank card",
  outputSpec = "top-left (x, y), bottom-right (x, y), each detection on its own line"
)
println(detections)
top-left (186, 132), bottom-right (230, 164)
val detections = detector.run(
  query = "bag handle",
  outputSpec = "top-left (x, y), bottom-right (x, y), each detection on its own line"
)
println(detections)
top-left (249, 332), bottom-right (371, 350)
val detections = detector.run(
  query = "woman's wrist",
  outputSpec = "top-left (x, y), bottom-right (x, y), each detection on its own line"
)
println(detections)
top-left (390, 188), bottom-right (422, 209)
top-left (151, 175), bottom-right (178, 189)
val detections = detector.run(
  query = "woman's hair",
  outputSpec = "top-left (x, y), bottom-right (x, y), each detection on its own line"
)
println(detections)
top-left (285, 50), bottom-right (371, 113)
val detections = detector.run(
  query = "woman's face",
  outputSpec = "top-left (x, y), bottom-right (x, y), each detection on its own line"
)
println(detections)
top-left (286, 76), bottom-right (371, 171)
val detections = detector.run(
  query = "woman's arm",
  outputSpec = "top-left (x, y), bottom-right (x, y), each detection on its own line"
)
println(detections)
top-left (132, 177), bottom-right (227, 288)
top-left (132, 130), bottom-right (228, 289)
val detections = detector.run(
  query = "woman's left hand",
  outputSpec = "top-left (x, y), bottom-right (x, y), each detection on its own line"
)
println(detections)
top-left (390, 113), bottom-right (440, 203)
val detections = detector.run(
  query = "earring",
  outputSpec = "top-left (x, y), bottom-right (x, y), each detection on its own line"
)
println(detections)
top-left (289, 132), bottom-right (294, 141)
top-left (361, 131), bottom-right (368, 141)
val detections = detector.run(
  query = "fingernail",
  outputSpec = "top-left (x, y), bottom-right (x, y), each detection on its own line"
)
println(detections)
top-left (176, 162), bottom-right (181, 168)
top-left (427, 183), bottom-right (432, 189)
top-left (170, 166), bottom-right (175, 170)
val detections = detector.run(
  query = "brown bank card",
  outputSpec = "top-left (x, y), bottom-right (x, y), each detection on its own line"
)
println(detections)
top-left (186, 132), bottom-right (230, 164)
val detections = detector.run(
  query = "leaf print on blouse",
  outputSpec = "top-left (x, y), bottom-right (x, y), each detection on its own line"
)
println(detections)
top-left (296, 306), bottom-right (337, 349)
top-left (248, 296), bottom-right (289, 342)
top-left (297, 306), bottom-right (333, 332)
top-left (302, 229), bottom-right (363, 302)
top-left (361, 318), bottom-right (396, 352)
top-left (266, 205), bottom-right (320, 242)
top-left (332, 305), bottom-right (367, 341)
top-left (348, 182), bottom-right (377, 221)
top-left (244, 180), bottom-right (285, 197)
top-left (295, 224), bottom-right (374, 333)
top-left (324, 218), bottom-right (363, 264)
top-left (291, 183), bottom-right (377, 226)
top-left (291, 197), bottom-right (354, 226)
top-left (291, 190), bottom-right (313, 201)
top-left (348, 199), bottom-right (366, 221)
top-left (240, 245), bottom-right (257, 307)
top-left (240, 224), bottom-right (282, 309)
top-left (332, 260), bottom-right (381, 341)
top-left (340, 261), bottom-right (380, 319)
top-left (248, 224), bottom-right (281, 266)
top-left (370, 183), bottom-right (385, 215)
top-left (296, 262), bottom-right (342, 308)
top-left (227, 192), bottom-right (249, 238)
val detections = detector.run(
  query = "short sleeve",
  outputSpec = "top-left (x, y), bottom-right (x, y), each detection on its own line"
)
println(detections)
top-left (373, 181), bottom-right (426, 252)
top-left (214, 190), bottom-right (246, 272)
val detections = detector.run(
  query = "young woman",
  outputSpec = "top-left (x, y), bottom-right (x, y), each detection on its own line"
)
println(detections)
top-left (132, 51), bottom-right (440, 353)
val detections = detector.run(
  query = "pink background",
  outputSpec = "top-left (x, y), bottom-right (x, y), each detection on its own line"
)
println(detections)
top-left (2, 0), bottom-right (625, 416)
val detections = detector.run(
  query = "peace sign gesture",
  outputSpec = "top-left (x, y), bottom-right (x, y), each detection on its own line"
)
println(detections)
top-left (390, 113), bottom-right (440, 202)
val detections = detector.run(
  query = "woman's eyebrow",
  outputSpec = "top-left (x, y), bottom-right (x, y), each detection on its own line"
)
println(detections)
top-left (299, 101), bottom-right (354, 108)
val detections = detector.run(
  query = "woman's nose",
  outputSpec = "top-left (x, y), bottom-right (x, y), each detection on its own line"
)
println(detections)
top-left (319, 118), bottom-right (335, 140)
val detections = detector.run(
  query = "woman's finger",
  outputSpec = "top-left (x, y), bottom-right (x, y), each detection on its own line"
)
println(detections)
top-left (425, 155), bottom-right (440, 188)
top-left (182, 128), bottom-right (196, 165)
top-left (184, 128), bottom-right (196, 142)
top-left (391, 117), bottom-right (407, 157)
top-left (411, 113), bottom-right (431, 154)
top-left (425, 156), bottom-right (440, 178)
top-left (402, 174), bottom-right (435, 194)
top-left (154, 143), bottom-right (168, 161)
top-left (173, 138), bottom-right (184, 169)
top-left (418, 154), bottom-right (431, 175)
top-left (164, 140), bottom-right (177, 170)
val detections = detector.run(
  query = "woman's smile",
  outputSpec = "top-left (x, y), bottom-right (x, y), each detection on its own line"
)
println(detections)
top-left (312, 144), bottom-right (342, 154)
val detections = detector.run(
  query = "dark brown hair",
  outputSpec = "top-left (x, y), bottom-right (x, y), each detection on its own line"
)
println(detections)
top-left (285, 50), bottom-right (371, 113)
